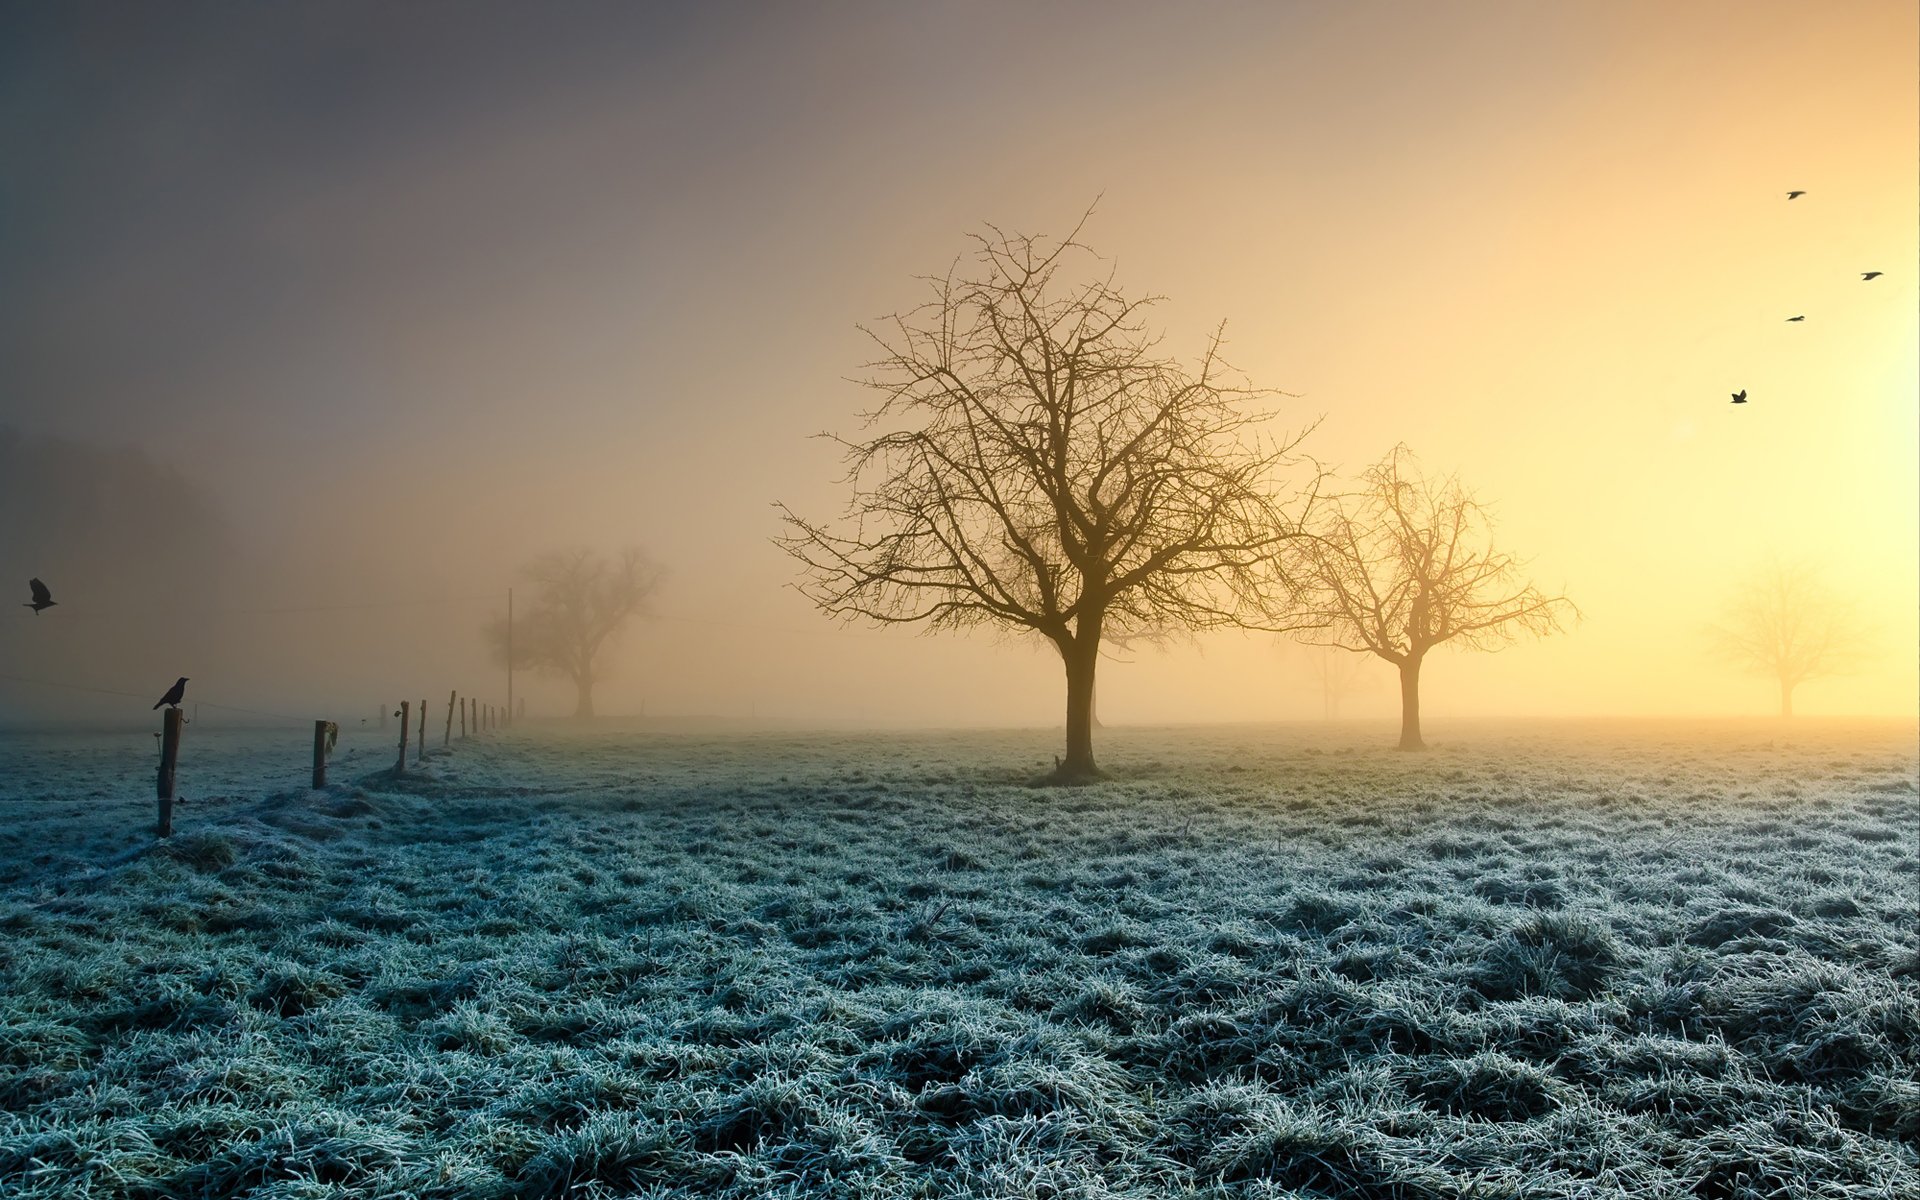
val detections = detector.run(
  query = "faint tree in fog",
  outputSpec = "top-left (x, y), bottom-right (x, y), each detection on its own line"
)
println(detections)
top-left (1707, 559), bottom-right (1866, 717)
top-left (1285, 640), bottom-right (1377, 720)
top-left (777, 217), bottom-right (1320, 782)
top-left (1286, 445), bottom-right (1575, 750)
top-left (485, 548), bottom-right (664, 719)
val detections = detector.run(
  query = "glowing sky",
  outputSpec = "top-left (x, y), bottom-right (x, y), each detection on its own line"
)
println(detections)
top-left (2, 1), bottom-right (1914, 724)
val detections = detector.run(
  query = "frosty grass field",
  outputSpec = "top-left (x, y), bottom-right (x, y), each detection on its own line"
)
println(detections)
top-left (0, 719), bottom-right (1914, 1199)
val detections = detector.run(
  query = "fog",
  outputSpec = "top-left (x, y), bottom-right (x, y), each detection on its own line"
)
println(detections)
top-left (3, 1), bottom-right (1915, 729)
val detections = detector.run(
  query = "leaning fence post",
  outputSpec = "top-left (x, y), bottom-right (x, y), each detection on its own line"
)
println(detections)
top-left (156, 707), bottom-right (182, 837)
top-left (444, 690), bottom-right (456, 747)
top-left (418, 698), bottom-right (427, 761)
top-left (394, 701), bottom-right (410, 775)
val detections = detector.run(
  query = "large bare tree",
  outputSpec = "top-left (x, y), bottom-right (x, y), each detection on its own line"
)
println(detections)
top-left (1287, 445), bottom-right (1574, 749)
top-left (1707, 559), bottom-right (1865, 717)
top-left (485, 548), bottom-right (664, 719)
top-left (777, 220), bottom-right (1318, 782)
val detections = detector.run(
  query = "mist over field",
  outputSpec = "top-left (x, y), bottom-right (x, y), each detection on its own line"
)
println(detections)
top-left (1, 3), bottom-right (1916, 1198)
top-left (2, 1), bottom-right (1915, 730)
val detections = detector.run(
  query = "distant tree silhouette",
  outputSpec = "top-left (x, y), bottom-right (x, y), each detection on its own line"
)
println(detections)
top-left (777, 218), bottom-right (1319, 782)
top-left (1287, 445), bottom-right (1575, 749)
top-left (1286, 640), bottom-right (1376, 720)
top-left (486, 548), bottom-right (663, 719)
top-left (1708, 559), bottom-right (1865, 717)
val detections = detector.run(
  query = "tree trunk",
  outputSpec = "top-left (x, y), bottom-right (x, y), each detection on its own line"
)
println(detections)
top-left (572, 675), bottom-right (596, 720)
top-left (1397, 656), bottom-right (1426, 750)
top-left (1779, 677), bottom-right (1794, 719)
top-left (1058, 638), bottom-right (1102, 781)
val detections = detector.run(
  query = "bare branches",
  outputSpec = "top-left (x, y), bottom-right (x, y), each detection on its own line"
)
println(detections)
top-left (1707, 559), bottom-right (1867, 711)
top-left (1289, 445), bottom-right (1577, 663)
top-left (484, 547), bottom-right (665, 717)
top-left (777, 222), bottom-right (1319, 651)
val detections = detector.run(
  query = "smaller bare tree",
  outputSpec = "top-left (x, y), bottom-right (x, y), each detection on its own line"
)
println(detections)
top-left (485, 548), bottom-right (664, 719)
top-left (1287, 445), bottom-right (1575, 749)
top-left (1707, 559), bottom-right (1866, 717)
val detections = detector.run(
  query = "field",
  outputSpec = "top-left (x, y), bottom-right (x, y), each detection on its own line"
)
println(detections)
top-left (0, 719), bottom-right (1915, 1199)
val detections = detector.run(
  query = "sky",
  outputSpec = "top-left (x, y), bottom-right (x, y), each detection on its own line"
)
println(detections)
top-left (1, 0), bottom-right (1915, 728)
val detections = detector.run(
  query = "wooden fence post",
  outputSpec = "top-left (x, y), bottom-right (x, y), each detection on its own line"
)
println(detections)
top-left (418, 699), bottom-right (426, 761)
top-left (394, 701), bottom-right (410, 775)
top-left (444, 691), bottom-right (455, 747)
top-left (312, 720), bottom-right (330, 788)
top-left (460, 697), bottom-right (468, 738)
top-left (156, 707), bottom-right (182, 837)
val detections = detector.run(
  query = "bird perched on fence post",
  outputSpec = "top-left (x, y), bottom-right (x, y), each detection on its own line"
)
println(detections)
top-left (153, 677), bottom-right (189, 710)
top-left (23, 578), bottom-right (54, 614)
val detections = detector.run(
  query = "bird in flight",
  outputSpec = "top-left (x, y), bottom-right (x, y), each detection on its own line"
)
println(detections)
top-left (153, 677), bottom-right (189, 710)
top-left (1786, 315), bottom-right (1805, 322)
top-left (1787, 190), bottom-right (1805, 199)
top-left (1861, 271), bottom-right (1882, 281)
top-left (1731, 390), bottom-right (1748, 404)
top-left (23, 578), bottom-right (54, 614)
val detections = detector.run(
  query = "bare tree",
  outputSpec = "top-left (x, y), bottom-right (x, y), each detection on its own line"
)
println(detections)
top-left (1708, 559), bottom-right (1866, 717)
top-left (777, 219), bottom-right (1319, 782)
top-left (485, 548), bottom-right (664, 719)
top-left (1284, 640), bottom-right (1377, 720)
top-left (1287, 445), bottom-right (1575, 749)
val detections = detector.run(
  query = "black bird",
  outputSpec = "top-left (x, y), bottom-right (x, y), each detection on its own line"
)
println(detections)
top-left (153, 677), bottom-right (189, 710)
top-left (1862, 271), bottom-right (1882, 281)
top-left (23, 578), bottom-right (54, 614)
top-left (1787, 315), bottom-right (1805, 322)
top-left (1731, 390), bottom-right (1748, 404)
top-left (1787, 190), bottom-right (1805, 199)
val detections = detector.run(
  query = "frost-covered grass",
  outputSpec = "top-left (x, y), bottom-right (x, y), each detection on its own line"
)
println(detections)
top-left (0, 719), bottom-right (1915, 1198)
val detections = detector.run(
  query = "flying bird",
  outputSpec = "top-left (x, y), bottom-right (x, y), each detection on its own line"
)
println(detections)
top-left (1786, 315), bottom-right (1805, 322)
top-left (1861, 271), bottom-right (1882, 280)
top-left (23, 578), bottom-right (54, 614)
top-left (152, 677), bottom-right (189, 710)
top-left (1787, 190), bottom-right (1805, 199)
top-left (1731, 390), bottom-right (1748, 404)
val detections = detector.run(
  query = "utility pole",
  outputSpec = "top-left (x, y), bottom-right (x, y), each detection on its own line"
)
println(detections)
top-left (506, 586), bottom-right (514, 729)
